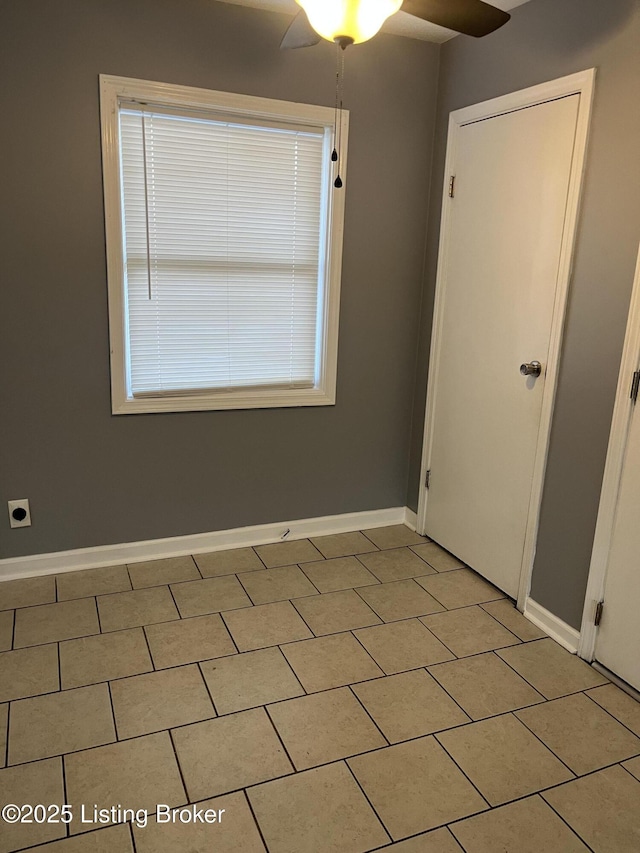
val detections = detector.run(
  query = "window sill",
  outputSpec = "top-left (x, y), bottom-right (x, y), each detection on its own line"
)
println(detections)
top-left (111, 386), bottom-right (336, 415)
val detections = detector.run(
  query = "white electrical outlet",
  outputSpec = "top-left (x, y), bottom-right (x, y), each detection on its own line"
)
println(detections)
top-left (8, 499), bottom-right (31, 529)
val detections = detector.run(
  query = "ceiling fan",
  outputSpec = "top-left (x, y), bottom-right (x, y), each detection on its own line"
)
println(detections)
top-left (281, 0), bottom-right (511, 50)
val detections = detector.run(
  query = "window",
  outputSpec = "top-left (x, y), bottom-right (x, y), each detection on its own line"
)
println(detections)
top-left (100, 75), bottom-right (347, 414)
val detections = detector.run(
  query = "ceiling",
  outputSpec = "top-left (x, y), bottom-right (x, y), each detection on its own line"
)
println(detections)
top-left (217, 0), bottom-right (533, 44)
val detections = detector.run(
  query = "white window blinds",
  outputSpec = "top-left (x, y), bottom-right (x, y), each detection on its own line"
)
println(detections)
top-left (119, 107), bottom-right (327, 397)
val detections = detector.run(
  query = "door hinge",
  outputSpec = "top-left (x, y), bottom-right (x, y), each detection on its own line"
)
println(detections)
top-left (448, 176), bottom-right (456, 198)
top-left (594, 600), bottom-right (604, 627)
top-left (425, 469), bottom-right (431, 489)
top-left (631, 370), bottom-right (640, 404)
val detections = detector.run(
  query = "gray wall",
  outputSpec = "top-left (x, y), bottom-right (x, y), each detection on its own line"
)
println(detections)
top-left (407, 0), bottom-right (640, 629)
top-left (0, 0), bottom-right (439, 558)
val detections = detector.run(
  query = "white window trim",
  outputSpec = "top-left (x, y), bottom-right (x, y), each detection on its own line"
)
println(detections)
top-left (99, 74), bottom-right (348, 414)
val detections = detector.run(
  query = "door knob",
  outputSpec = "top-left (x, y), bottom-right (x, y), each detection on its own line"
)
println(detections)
top-left (520, 361), bottom-right (542, 377)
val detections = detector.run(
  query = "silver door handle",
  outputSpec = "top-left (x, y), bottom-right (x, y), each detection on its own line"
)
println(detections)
top-left (520, 361), bottom-right (542, 377)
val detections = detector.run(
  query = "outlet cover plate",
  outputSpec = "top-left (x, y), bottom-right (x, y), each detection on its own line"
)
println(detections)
top-left (8, 499), bottom-right (31, 529)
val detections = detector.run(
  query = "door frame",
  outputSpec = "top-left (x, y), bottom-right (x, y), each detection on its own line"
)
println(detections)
top-left (578, 243), bottom-right (640, 662)
top-left (416, 69), bottom-right (596, 611)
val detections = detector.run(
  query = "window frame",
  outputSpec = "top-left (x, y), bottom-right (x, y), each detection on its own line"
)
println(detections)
top-left (99, 74), bottom-right (348, 415)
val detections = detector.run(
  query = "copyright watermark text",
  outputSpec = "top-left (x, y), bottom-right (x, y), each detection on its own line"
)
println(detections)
top-left (1, 803), bottom-right (226, 830)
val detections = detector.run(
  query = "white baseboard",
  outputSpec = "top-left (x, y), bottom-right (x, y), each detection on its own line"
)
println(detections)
top-left (0, 506), bottom-right (413, 582)
top-left (404, 508), bottom-right (418, 531)
top-left (524, 597), bottom-right (581, 654)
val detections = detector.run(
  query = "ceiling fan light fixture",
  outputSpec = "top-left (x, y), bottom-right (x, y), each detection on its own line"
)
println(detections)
top-left (295, 0), bottom-right (403, 45)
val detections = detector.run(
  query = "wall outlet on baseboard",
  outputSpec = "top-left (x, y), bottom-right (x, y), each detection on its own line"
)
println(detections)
top-left (8, 499), bottom-right (31, 529)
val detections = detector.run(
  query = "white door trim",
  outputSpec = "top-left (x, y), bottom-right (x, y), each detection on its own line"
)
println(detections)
top-left (417, 69), bottom-right (596, 611)
top-left (578, 243), bottom-right (640, 661)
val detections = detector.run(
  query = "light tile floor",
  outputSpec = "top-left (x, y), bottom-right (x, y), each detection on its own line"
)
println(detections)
top-left (1, 524), bottom-right (639, 852)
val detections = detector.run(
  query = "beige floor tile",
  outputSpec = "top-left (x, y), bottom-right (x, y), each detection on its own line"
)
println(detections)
top-left (0, 575), bottom-right (56, 611)
top-left (282, 632), bottom-right (383, 692)
top-left (480, 598), bottom-right (547, 641)
top-left (497, 638), bottom-right (608, 699)
top-left (268, 687), bottom-right (386, 770)
top-left (421, 605), bottom-right (520, 657)
top-left (111, 666), bottom-right (215, 739)
top-left (437, 714), bottom-right (573, 806)
top-left (349, 736), bottom-right (487, 840)
top-left (128, 556), bottom-right (200, 589)
top-left (362, 524), bottom-right (427, 550)
top-left (239, 565), bottom-right (318, 606)
top-left (415, 569), bottom-right (505, 609)
top-left (56, 565), bottom-right (131, 601)
top-left (384, 829), bottom-right (464, 852)
top-left (170, 575), bottom-right (251, 618)
top-left (201, 647), bottom-right (303, 715)
top-left (451, 795), bottom-right (589, 853)
top-left (65, 732), bottom-right (186, 833)
top-left (515, 693), bottom-right (640, 775)
top-left (543, 765), bottom-right (640, 853)
top-left (624, 755), bottom-right (640, 781)
top-left (254, 539), bottom-right (323, 568)
top-left (172, 708), bottom-right (292, 801)
top-left (194, 547), bottom-right (264, 578)
top-left (145, 613), bottom-right (236, 669)
top-left (410, 542), bottom-right (465, 572)
top-left (8, 683), bottom-right (115, 765)
top-left (223, 600), bottom-right (312, 652)
top-left (133, 791), bottom-right (265, 853)
top-left (310, 531), bottom-right (379, 559)
top-left (358, 548), bottom-right (437, 583)
top-left (0, 758), bottom-right (66, 851)
top-left (356, 580), bottom-right (445, 622)
top-left (586, 683), bottom-right (640, 737)
top-left (60, 628), bottom-right (152, 689)
top-left (0, 644), bottom-right (59, 701)
top-left (0, 704), bottom-right (7, 768)
top-left (0, 611), bottom-right (13, 651)
top-left (301, 556), bottom-right (379, 593)
top-left (248, 761), bottom-right (389, 853)
top-left (30, 824), bottom-right (134, 852)
top-left (13, 597), bottom-right (99, 648)
top-left (428, 653), bottom-right (543, 720)
top-left (352, 669), bottom-right (470, 743)
top-left (293, 589), bottom-right (381, 636)
top-left (97, 586), bottom-right (179, 632)
top-left (355, 620), bottom-right (454, 675)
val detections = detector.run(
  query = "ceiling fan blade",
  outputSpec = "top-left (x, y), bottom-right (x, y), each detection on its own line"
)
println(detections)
top-left (280, 9), bottom-right (322, 50)
top-left (401, 0), bottom-right (510, 37)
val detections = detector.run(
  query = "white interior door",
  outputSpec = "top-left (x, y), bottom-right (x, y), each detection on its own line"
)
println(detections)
top-left (423, 94), bottom-right (581, 598)
top-left (595, 394), bottom-right (640, 692)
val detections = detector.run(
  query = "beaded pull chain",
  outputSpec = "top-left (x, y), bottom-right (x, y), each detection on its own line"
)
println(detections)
top-left (332, 43), bottom-right (346, 189)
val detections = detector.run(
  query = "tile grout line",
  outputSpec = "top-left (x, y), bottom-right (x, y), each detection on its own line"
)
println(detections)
top-left (263, 704), bottom-right (298, 772)
top-left (189, 553), bottom-right (204, 581)
top-left (243, 788), bottom-right (272, 853)
top-left (140, 623), bottom-right (158, 673)
top-left (167, 728), bottom-right (192, 807)
top-left (345, 684), bottom-right (391, 748)
top-left (275, 643), bottom-right (308, 696)
top-left (580, 689), bottom-right (640, 742)
top-left (128, 819), bottom-right (140, 853)
top-left (342, 759), bottom-right (393, 847)
top-left (196, 661), bottom-right (220, 718)
top-left (537, 789), bottom-right (599, 853)
top-left (105, 679), bottom-right (120, 744)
